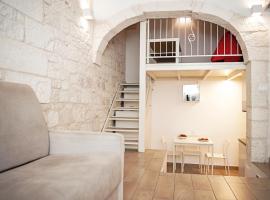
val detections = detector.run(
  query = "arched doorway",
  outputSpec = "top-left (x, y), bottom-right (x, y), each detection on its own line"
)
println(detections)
top-left (96, 2), bottom-right (269, 163)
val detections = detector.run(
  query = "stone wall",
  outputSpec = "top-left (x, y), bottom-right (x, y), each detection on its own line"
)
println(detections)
top-left (0, 0), bottom-right (125, 131)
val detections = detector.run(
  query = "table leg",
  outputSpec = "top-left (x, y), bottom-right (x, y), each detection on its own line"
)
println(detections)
top-left (211, 145), bottom-right (214, 175)
top-left (173, 145), bottom-right (176, 173)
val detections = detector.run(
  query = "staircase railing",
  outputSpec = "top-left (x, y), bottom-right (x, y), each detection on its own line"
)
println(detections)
top-left (101, 84), bottom-right (121, 133)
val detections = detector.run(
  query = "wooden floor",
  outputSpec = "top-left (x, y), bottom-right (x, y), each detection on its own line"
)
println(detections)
top-left (166, 163), bottom-right (239, 176)
top-left (124, 150), bottom-right (270, 200)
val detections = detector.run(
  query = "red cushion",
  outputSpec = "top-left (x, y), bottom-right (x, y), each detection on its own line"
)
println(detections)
top-left (211, 31), bottom-right (243, 62)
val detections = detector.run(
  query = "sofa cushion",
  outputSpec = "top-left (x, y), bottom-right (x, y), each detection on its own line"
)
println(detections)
top-left (0, 82), bottom-right (49, 172)
top-left (0, 153), bottom-right (121, 200)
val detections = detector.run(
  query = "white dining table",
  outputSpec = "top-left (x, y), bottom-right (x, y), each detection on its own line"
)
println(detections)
top-left (173, 136), bottom-right (214, 175)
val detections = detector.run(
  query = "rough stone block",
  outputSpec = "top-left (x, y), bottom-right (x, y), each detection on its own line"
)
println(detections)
top-left (47, 110), bottom-right (59, 127)
top-left (2, 0), bottom-right (43, 21)
top-left (250, 138), bottom-right (268, 162)
top-left (25, 17), bottom-right (55, 51)
top-left (249, 120), bottom-right (268, 138)
top-left (248, 107), bottom-right (268, 121)
top-left (241, 31), bottom-right (269, 48)
top-left (0, 37), bottom-right (48, 76)
top-left (0, 15), bottom-right (24, 41)
top-left (248, 46), bottom-right (269, 61)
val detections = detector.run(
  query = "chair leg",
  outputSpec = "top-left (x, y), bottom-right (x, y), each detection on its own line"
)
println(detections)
top-left (199, 155), bottom-right (202, 174)
top-left (224, 158), bottom-right (227, 175)
top-left (211, 157), bottom-right (214, 175)
top-left (207, 157), bottom-right (209, 174)
top-left (203, 155), bottom-right (206, 174)
top-left (182, 154), bottom-right (185, 173)
top-left (226, 158), bottom-right (230, 176)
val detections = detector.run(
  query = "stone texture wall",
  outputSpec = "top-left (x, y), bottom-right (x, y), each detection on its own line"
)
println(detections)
top-left (0, 0), bottom-right (125, 131)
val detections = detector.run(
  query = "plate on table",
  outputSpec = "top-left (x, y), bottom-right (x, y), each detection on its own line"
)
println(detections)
top-left (178, 134), bottom-right (188, 139)
top-left (198, 137), bottom-right (208, 142)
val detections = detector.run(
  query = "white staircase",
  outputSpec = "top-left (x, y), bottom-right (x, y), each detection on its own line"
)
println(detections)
top-left (103, 83), bottom-right (139, 150)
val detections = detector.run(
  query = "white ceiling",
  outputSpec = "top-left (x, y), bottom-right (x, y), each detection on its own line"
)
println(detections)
top-left (92, 0), bottom-right (251, 20)
top-left (147, 69), bottom-right (245, 80)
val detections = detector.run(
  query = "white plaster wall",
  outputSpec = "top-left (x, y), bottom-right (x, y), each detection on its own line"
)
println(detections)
top-left (149, 78), bottom-right (246, 166)
top-left (0, 0), bottom-right (125, 131)
top-left (125, 24), bottom-right (140, 83)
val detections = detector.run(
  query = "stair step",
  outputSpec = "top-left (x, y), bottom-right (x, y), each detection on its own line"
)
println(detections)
top-left (125, 141), bottom-right (138, 145)
top-left (105, 127), bottom-right (139, 133)
top-left (125, 145), bottom-right (138, 150)
top-left (118, 90), bottom-right (139, 94)
top-left (121, 83), bottom-right (139, 86)
top-left (109, 117), bottom-right (139, 121)
top-left (125, 137), bottom-right (138, 141)
top-left (116, 98), bottom-right (139, 102)
top-left (113, 107), bottom-right (139, 111)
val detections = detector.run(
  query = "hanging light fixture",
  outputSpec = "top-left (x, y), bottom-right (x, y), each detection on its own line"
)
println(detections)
top-left (176, 17), bottom-right (192, 24)
top-left (79, 0), bottom-right (93, 20)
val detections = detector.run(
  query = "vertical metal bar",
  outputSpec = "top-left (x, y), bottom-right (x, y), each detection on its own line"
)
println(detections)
top-left (166, 18), bottom-right (168, 57)
top-left (146, 19), bottom-right (150, 63)
top-left (178, 18), bottom-right (180, 58)
top-left (172, 18), bottom-right (174, 57)
top-left (190, 21), bottom-right (192, 56)
top-left (224, 27), bottom-right (225, 55)
top-left (237, 41), bottom-right (239, 55)
top-left (160, 19), bottom-right (162, 57)
top-left (185, 17), bottom-right (187, 56)
top-left (197, 20), bottom-right (199, 56)
top-left (217, 25), bottom-right (219, 55)
top-left (176, 38), bottom-right (179, 63)
top-left (172, 18), bottom-right (174, 38)
top-left (153, 19), bottom-right (156, 57)
top-left (204, 21), bottom-right (205, 56)
top-left (210, 23), bottom-right (212, 55)
top-left (230, 32), bottom-right (232, 55)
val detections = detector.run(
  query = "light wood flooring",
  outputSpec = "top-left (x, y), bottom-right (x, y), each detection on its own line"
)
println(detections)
top-left (124, 149), bottom-right (270, 200)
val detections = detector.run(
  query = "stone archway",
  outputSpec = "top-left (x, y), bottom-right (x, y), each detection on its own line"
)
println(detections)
top-left (92, 1), bottom-right (263, 65)
top-left (92, 0), bottom-right (270, 162)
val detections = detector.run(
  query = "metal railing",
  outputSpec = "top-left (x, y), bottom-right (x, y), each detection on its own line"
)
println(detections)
top-left (101, 85), bottom-right (121, 133)
top-left (146, 18), bottom-right (243, 64)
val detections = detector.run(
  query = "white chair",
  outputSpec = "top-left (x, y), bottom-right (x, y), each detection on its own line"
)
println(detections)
top-left (161, 136), bottom-right (181, 173)
top-left (204, 140), bottom-right (230, 175)
top-left (181, 145), bottom-right (203, 173)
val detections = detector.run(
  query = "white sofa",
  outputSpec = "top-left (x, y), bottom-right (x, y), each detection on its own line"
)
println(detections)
top-left (0, 82), bottom-right (124, 200)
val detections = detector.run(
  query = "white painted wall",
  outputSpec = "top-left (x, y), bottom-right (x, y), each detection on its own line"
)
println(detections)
top-left (125, 24), bottom-right (140, 83)
top-left (148, 78), bottom-right (246, 166)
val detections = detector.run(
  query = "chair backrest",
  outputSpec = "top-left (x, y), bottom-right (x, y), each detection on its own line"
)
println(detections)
top-left (0, 82), bottom-right (49, 172)
top-left (223, 140), bottom-right (230, 157)
top-left (161, 136), bottom-right (168, 150)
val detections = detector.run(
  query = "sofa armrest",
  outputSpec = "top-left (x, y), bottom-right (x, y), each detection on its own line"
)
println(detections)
top-left (49, 131), bottom-right (124, 156)
top-left (49, 131), bottom-right (124, 200)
